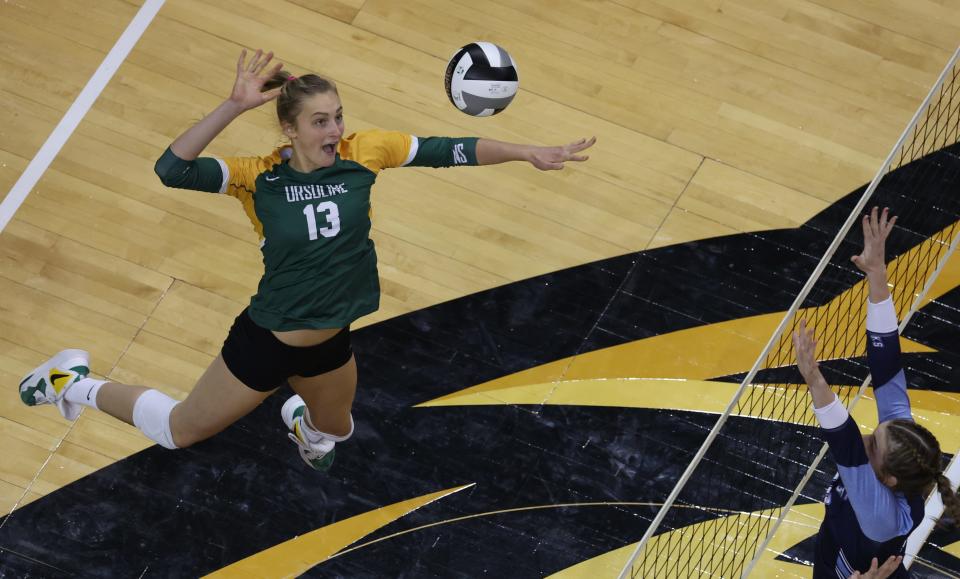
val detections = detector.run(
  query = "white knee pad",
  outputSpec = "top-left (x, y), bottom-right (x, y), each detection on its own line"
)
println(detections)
top-left (132, 389), bottom-right (180, 450)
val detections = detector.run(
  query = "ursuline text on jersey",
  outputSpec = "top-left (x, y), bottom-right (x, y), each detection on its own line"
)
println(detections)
top-left (283, 183), bottom-right (348, 203)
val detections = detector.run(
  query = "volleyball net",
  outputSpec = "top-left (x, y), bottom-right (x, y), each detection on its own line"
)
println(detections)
top-left (619, 46), bottom-right (960, 579)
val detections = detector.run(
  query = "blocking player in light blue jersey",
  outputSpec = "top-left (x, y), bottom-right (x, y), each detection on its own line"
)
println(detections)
top-left (794, 207), bottom-right (960, 578)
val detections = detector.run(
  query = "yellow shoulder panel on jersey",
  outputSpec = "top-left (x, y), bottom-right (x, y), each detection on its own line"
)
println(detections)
top-left (339, 130), bottom-right (413, 174)
top-left (220, 149), bottom-right (287, 239)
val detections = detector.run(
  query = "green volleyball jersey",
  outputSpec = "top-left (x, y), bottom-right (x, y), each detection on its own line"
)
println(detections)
top-left (155, 130), bottom-right (478, 330)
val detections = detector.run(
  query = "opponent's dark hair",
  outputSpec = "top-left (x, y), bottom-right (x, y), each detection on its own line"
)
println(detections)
top-left (263, 71), bottom-right (338, 128)
top-left (884, 419), bottom-right (959, 524)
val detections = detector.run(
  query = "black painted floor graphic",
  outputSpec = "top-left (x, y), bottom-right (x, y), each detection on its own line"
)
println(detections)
top-left (2, 146), bottom-right (960, 578)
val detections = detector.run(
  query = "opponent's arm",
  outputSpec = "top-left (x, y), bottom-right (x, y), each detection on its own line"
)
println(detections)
top-left (794, 322), bottom-right (912, 542)
top-left (853, 207), bottom-right (912, 422)
top-left (793, 320), bottom-right (835, 410)
top-left (852, 207), bottom-right (897, 304)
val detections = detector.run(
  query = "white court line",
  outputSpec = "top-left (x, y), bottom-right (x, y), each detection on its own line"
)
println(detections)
top-left (0, 0), bottom-right (166, 233)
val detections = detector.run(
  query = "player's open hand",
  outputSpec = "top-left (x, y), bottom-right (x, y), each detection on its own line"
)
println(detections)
top-left (851, 207), bottom-right (897, 275)
top-left (792, 319), bottom-right (820, 381)
top-left (849, 555), bottom-right (902, 578)
top-left (529, 137), bottom-right (596, 171)
top-left (230, 49), bottom-right (284, 111)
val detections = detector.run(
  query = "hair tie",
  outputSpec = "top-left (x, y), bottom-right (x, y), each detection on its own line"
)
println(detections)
top-left (287, 75), bottom-right (297, 82)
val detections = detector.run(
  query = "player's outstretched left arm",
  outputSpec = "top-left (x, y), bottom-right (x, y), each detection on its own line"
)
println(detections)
top-left (793, 320), bottom-right (836, 410)
top-left (476, 137), bottom-right (596, 170)
top-left (855, 207), bottom-right (912, 422)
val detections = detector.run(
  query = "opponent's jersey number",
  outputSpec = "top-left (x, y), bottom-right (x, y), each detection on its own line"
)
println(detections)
top-left (302, 202), bottom-right (341, 240)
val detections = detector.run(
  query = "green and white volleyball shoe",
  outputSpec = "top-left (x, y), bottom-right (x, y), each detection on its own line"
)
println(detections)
top-left (281, 395), bottom-right (336, 471)
top-left (19, 349), bottom-right (90, 421)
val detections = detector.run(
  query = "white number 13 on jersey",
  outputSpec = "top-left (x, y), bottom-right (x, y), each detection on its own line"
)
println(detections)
top-left (302, 202), bottom-right (341, 240)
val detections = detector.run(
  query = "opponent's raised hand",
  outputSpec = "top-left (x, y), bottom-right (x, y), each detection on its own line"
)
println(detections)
top-left (529, 137), bottom-right (596, 171)
top-left (851, 206), bottom-right (897, 275)
top-left (793, 319), bottom-right (820, 382)
top-left (229, 49), bottom-right (284, 111)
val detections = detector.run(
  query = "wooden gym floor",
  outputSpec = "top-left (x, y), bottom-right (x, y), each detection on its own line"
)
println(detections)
top-left (0, 0), bottom-right (959, 576)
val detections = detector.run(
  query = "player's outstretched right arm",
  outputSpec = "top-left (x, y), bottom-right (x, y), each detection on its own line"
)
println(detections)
top-left (853, 207), bottom-right (912, 422)
top-left (155, 49), bottom-right (281, 190)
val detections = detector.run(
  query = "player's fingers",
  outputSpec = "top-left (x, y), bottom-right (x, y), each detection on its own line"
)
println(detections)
top-left (879, 556), bottom-right (901, 571)
top-left (256, 51), bottom-right (274, 74)
top-left (254, 52), bottom-right (270, 73)
top-left (566, 137), bottom-right (594, 153)
top-left (248, 49), bottom-right (262, 71)
top-left (862, 213), bottom-right (874, 240)
top-left (573, 136), bottom-right (596, 151)
top-left (884, 214), bottom-right (898, 236)
top-left (237, 49), bottom-right (247, 74)
top-left (265, 61), bottom-right (283, 81)
top-left (261, 88), bottom-right (282, 102)
top-left (868, 207), bottom-right (881, 237)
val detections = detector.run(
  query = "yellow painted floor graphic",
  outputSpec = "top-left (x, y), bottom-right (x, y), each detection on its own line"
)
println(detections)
top-left (422, 378), bottom-right (960, 453)
top-left (204, 485), bottom-right (474, 578)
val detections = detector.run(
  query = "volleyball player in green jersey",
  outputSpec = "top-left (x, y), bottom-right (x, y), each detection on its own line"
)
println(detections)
top-left (18, 49), bottom-right (596, 471)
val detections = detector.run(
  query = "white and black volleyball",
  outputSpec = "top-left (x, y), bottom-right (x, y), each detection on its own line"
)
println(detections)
top-left (444, 42), bottom-right (519, 117)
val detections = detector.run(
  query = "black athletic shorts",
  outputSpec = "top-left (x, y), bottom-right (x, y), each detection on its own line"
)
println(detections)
top-left (221, 308), bottom-right (353, 392)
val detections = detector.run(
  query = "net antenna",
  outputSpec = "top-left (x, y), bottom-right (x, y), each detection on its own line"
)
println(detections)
top-left (618, 44), bottom-right (960, 579)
